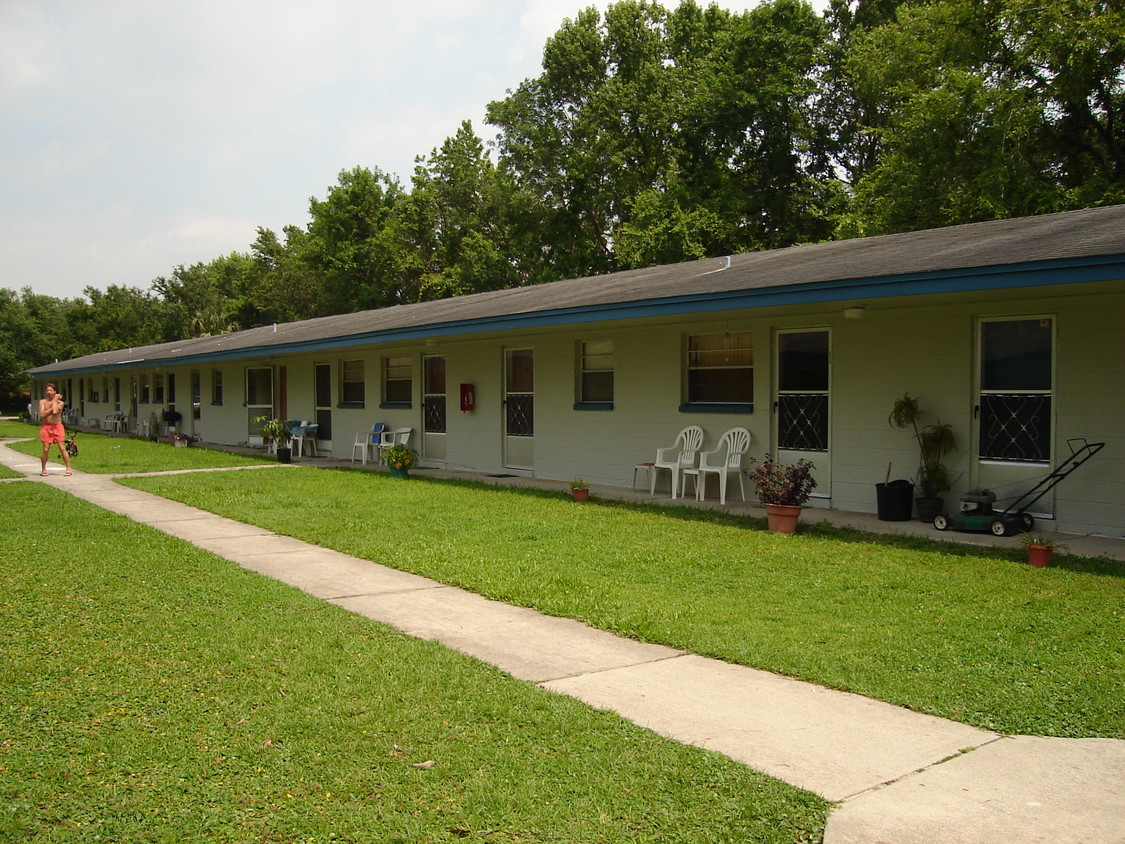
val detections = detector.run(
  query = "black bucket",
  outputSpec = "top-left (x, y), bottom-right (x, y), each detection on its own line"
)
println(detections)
top-left (876, 480), bottom-right (915, 521)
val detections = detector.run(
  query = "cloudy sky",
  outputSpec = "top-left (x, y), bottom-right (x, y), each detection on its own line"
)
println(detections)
top-left (2, 0), bottom-right (827, 301)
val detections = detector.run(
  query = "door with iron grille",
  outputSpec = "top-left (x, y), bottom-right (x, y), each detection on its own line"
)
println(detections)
top-left (974, 317), bottom-right (1055, 517)
top-left (503, 348), bottom-right (534, 470)
top-left (774, 329), bottom-right (831, 503)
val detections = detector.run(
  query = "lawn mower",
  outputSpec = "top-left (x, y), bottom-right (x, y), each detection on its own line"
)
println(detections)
top-left (933, 438), bottom-right (1104, 536)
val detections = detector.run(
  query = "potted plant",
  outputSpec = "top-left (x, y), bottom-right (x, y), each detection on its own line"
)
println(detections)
top-left (569, 478), bottom-right (590, 502)
top-left (1019, 533), bottom-right (1066, 567)
top-left (169, 431), bottom-right (198, 447)
top-left (383, 443), bottom-right (418, 478)
top-left (748, 457), bottom-right (817, 533)
top-left (887, 393), bottom-right (957, 522)
top-left (253, 415), bottom-right (293, 463)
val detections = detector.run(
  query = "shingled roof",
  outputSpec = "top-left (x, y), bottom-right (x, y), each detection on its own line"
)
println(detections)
top-left (30, 204), bottom-right (1125, 376)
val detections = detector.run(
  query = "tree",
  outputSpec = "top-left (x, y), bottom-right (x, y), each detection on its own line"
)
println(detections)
top-left (0, 288), bottom-right (73, 401)
top-left (488, 0), bottom-right (834, 276)
top-left (303, 166), bottom-right (404, 314)
top-left (67, 285), bottom-right (166, 354)
top-left (240, 225), bottom-right (320, 326)
top-left (834, 0), bottom-right (1125, 236)
top-left (395, 121), bottom-right (544, 301)
top-left (152, 255), bottom-right (249, 340)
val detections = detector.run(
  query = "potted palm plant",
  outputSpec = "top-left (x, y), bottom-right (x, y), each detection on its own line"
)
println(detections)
top-left (1019, 533), bottom-right (1066, 567)
top-left (887, 394), bottom-right (957, 522)
top-left (748, 457), bottom-right (817, 533)
top-left (569, 479), bottom-right (590, 502)
top-left (253, 415), bottom-right (293, 463)
top-left (383, 443), bottom-right (418, 478)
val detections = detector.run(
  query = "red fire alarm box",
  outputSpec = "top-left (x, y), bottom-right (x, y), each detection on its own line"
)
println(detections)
top-left (459, 383), bottom-right (475, 413)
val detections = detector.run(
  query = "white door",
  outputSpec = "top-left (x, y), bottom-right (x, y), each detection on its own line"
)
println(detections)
top-left (423, 355), bottom-right (447, 462)
top-left (974, 317), bottom-right (1055, 517)
top-left (774, 329), bottom-right (831, 504)
top-left (503, 348), bottom-right (534, 470)
top-left (245, 366), bottom-right (274, 445)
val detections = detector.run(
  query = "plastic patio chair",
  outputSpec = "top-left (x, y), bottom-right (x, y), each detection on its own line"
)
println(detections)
top-left (649, 425), bottom-right (705, 499)
top-left (684, 427), bottom-right (751, 505)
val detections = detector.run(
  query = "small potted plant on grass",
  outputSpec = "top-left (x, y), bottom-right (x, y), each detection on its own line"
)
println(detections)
top-left (748, 457), bottom-right (817, 533)
top-left (383, 443), bottom-right (418, 478)
top-left (569, 478), bottom-right (590, 502)
top-left (253, 415), bottom-right (293, 463)
top-left (1019, 533), bottom-right (1066, 568)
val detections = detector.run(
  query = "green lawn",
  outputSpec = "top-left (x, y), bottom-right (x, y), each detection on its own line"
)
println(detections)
top-left (1, 419), bottom-right (273, 473)
top-left (120, 467), bottom-right (1125, 740)
top-left (0, 483), bottom-right (826, 842)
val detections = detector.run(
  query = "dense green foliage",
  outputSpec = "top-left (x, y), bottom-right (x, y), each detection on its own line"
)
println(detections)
top-left (6, 0), bottom-right (1123, 397)
top-left (1, 483), bottom-right (826, 842)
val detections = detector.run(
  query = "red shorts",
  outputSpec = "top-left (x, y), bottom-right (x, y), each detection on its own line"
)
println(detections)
top-left (40, 423), bottom-right (66, 444)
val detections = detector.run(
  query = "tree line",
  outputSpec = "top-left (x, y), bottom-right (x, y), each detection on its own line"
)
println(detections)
top-left (4, 0), bottom-right (1121, 403)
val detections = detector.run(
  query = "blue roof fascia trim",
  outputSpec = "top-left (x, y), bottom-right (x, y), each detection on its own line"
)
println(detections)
top-left (33, 254), bottom-right (1125, 377)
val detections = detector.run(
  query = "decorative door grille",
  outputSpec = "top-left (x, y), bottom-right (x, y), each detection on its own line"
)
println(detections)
top-left (506, 395), bottom-right (534, 437)
top-left (979, 393), bottom-right (1051, 462)
top-left (778, 393), bottom-right (829, 451)
top-left (424, 395), bottom-right (447, 434)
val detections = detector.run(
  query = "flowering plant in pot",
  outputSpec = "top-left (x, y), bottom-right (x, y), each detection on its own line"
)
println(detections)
top-left (1019, 533), bottom-right (1066, 567)
top-left (748, 457), bottom-right (816, 533)
top-left (569, 478), bottom-right (590, 502)
top-left (383, 443), bottom-right (418, 477)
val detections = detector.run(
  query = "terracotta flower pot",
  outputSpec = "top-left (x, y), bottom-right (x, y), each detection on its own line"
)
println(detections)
top-left (765, 503), bottom-right (801, 534)
top-left (1026, 544), bottom-right (1053, 567)
top-left (571, 488), bottom-right (589, 502)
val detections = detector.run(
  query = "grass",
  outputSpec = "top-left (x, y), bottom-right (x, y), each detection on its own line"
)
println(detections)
top-left (0, 419), bottom-right (273, 474)
top-left (0, 482), bottom-right (827, 842)
top-left (119, 467), bottom-right (1125, 740)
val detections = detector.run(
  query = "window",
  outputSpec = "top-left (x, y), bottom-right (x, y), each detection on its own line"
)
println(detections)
top-left (979, 318), bottom-right (1053, 462)
top-left (211, 369), bottom-right (223, 405)
top-left (246, 367), bottom-right (272, 406)
top-left (685, 332), bottom-right (753, 409)
top-left (340, 360), bottom-right (365, 406)
top-left (140, 374), bottom-right (150, 403)
top-left (577, 340), bottom-right (614, 408)
top-left (383, 355), bottom-right (411, 406)
top-left (154, 373), bottom-right (164, 404)
top-left (423, 355), bottom-right (446, 433)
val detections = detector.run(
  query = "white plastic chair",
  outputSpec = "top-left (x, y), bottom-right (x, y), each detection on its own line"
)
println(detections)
top-left (684, 427), bottom-right (751, 505)
top-left (351, 423), bottom-right (386, 464)
top-left (650, 426), bottom-right (705, 499)
top-left (299, 423), bottom-right (318, 457)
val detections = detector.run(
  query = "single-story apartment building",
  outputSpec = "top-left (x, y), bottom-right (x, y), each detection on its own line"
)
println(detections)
top-left (29, 204), bottom-right (1125, 537)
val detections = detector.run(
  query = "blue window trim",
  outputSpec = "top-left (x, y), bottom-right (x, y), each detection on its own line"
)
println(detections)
top-left (573, 401), bottom-right (614, 411)
top-left (679, 403), bottom-right (753, 414)
top-left (379, 401), bottom-right (411, 410)
top-left (337, 401), bottom-right (365, 409)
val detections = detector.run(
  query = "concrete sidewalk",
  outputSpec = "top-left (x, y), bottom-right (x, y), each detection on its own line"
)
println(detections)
top-left (5, 448), bottom-right (1124, 843)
